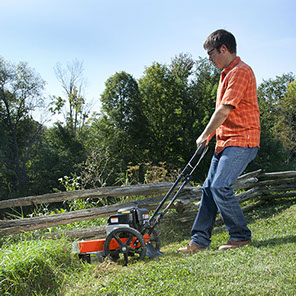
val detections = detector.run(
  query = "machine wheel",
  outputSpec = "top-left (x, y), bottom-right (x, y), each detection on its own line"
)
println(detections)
top-left (104, 227), bottom-right (146, 266)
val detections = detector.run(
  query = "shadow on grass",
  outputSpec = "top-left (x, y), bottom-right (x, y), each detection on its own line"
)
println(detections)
top-left (252, 235), bottom-right (296, 248)
top-left (157, 197), bottom-right (296, 247)
top-left (155, 218), bottom-right (193, 246)
top-left (244, 197), bottom-right (296, 224)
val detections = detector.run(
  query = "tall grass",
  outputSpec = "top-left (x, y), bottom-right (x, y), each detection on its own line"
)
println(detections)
top-left (0, 237), bottom-right (80, 295)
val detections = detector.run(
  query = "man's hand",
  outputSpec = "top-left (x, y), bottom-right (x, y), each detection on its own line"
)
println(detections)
top-left (195, 104), bottom-right (234, 147)
top-left (196, 135), bottom-right (208, 147)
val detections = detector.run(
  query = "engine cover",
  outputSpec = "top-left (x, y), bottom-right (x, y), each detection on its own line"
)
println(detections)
top-left (107, 207), bottom-right (149, 231)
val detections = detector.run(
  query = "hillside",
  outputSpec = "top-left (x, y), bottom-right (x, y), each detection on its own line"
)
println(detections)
top-left (1, 197), bottom-right (295, 295)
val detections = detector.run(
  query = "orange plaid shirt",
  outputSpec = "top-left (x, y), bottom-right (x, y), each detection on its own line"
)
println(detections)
top-left (211, 57), bottom-right (260, 154)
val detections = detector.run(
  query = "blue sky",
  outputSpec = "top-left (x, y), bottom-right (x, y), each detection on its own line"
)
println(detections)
top-left (1, 0), bottom-right (295, 124)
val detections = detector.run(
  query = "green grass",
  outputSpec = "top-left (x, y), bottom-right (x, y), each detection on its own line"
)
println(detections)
top-left (0, 237), bottom-right (80, 295)
top-left (1, 198), bottom-right (296, 295)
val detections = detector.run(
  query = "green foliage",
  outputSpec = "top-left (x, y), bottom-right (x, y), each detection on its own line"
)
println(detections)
top-left (19, 123), bottom-right (87, 197)
top-left (52, 60), bottom-right (89, 138)
top-left (99, 71), bottom-right (150, 170)
top-left (0, 238), bottom-right (80, 296)
top-left (123, 161), bottom-right (177, 185)
top-left (101, 72), bottom-right (143, 130)
top-left (139, 55), bottom-right (219, 168)
top-left (258, 73), bottom-right (294, 133)
top-left (1, 52), bottom-right (295, 200)
top-left (76, 150), bottom-right (113, 189)
top-left (0, 57), bottom-right (45, 198)
top-left (274, 79), bottom-right (296, 154)
top-left (257, 73), bottom-right (296, 170)
top-left (94, 55), bottom-right (220, 184)
top-left (57, 174), bottom-right (99, 211)
top-left (139, 61), bottom-right (184, 162)
top-left (58, 174), bottom-right (81, 192)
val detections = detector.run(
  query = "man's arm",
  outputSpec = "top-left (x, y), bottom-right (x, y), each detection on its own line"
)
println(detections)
top-left (196, 104), bottom-right (234, 146)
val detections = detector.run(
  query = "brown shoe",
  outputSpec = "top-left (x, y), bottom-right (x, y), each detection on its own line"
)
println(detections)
top-left (178, 241), bottom-right (208, 253)
top-left (218, 239), bottom-right (252, 251)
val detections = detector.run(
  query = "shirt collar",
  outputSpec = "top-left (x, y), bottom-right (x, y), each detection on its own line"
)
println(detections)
top-left (223, 56), bottom-right (241, 75)
top-left (220, 56), bottom-right (240, 81)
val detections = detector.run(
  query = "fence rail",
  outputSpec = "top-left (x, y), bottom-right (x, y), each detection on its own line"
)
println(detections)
top-left (0, 170), bottom-right (295, 238)
top-left (0, 182), bottom-right (174, 210)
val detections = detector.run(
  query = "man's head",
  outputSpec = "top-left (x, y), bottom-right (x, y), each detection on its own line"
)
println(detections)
top-left (203, 29), bottom-right (236, 54)
top-left (203, 29), bottom-right (237, 69)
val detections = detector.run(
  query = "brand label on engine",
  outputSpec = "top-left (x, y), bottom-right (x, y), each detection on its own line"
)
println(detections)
top-left (110, 217), bottom-right (119, 223)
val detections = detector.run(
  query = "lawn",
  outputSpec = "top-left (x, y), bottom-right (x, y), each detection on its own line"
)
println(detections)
top-left (1, 197), bottom-right (296, 295)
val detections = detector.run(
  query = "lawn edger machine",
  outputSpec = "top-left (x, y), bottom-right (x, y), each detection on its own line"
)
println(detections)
top-left (72, 142), bottom-right (208, 265)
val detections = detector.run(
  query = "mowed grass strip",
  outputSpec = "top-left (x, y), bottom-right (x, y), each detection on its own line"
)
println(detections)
top-left (64, 200), bottom-right (296, 296)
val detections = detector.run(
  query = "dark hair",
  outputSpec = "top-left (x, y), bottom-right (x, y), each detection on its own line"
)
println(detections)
top-left (203, 29), bottom-right (237, 54)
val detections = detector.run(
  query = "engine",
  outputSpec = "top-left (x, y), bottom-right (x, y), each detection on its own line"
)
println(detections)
top-left (105, 207), bottom-right (149, 235)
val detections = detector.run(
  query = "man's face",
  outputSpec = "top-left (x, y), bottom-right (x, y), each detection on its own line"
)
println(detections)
top-left (207, 46), bottom-right (226, 69)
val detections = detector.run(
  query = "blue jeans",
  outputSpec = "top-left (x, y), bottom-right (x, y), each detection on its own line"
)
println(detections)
top-left (191, 146), bottom-right (258, 247)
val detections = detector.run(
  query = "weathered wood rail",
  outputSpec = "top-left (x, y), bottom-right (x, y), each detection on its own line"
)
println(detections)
top-left (0, 182), bottom-right (174, 210)
top-left (0, 170), bottom-right (295, 238)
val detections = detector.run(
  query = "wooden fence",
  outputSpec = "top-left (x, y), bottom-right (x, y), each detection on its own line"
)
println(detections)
top-left (0, 169), bottom-right (295, 239)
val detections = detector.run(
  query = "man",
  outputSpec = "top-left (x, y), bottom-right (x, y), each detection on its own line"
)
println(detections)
top-left (178, 29), bottom-right (260, 252)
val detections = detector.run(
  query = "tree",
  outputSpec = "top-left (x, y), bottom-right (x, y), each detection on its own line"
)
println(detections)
top-left (138, 55), bottom-right (220, 171)
top-left (0, 57), bottom-right (45, 197)
top-left (51, 59), bottom-right (89, 138)
top-left (32, 123), bottom-right (87, 194)
top-left (97, 72), bottom-right (149, 176)
top-left (139, 60), bottom-right (186, 164)
top-left (275, 79), bottom-right (296, 164)
top-left (181, 56), bottom-right (220, 159)
top-left (258, 73), bottom-right (294, 132)
top-left (256, 73), bottom-right (295, 170)
top-left (89, 55), bottom-right (221, 184)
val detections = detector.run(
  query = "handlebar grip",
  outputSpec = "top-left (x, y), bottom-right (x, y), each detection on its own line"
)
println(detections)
top-left (196, 141), bottom-right (207, 154)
